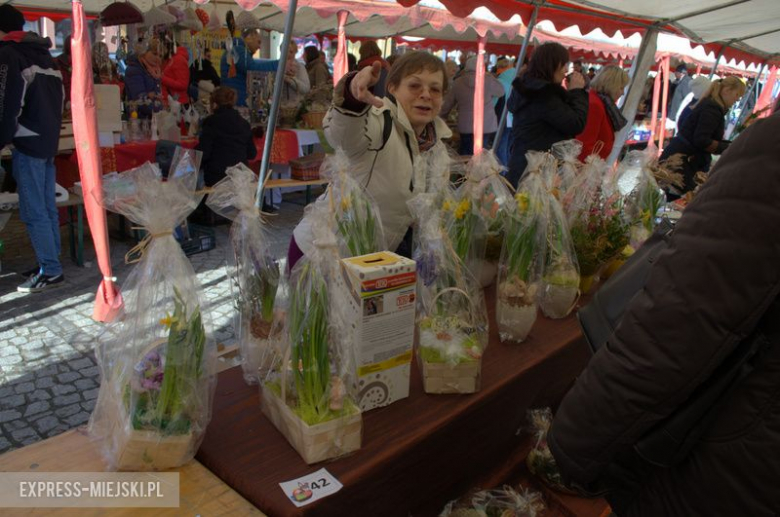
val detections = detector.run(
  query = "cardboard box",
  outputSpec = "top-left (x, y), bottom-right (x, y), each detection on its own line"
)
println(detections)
top-left (337, 252), bottom-right (416, 411)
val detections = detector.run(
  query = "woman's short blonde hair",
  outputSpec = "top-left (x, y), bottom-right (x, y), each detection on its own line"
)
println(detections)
top-left (590, 65), bottom-right (630, 100)
top-left (699, 76), bottom-right (747, 109)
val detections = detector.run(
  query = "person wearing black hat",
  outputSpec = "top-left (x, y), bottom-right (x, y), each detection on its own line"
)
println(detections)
top-left (0, 4), bottom-right (66, 292)
top-left (670, 63), bottom-right (692, 121)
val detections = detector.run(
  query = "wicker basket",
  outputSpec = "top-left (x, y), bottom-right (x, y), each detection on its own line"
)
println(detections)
top-left (290, 153), bottom-right (325, 181)
top-left (261, 385), bottom-right (362, 464)
top-left (302, 111), bottom-right (327, 129)
top-left (278, 105), bottom-right (300, 127)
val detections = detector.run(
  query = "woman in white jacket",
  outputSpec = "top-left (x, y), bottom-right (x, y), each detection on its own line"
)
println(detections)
top-left (289, 51), bottom-right (452, 269)
top-left (281, 42), bottom-right (310, 107)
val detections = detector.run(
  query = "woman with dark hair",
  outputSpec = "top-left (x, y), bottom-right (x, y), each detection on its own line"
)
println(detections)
top-left (506, 42), bottom-right (588, 186)
top-left (196, 87), bottom-right (257, 187)
top-left (304, 45), bottom-right (331, 89)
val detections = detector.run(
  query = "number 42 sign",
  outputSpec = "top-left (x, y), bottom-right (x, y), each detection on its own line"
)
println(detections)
top-left (279, 468), bottom-right (344, 508)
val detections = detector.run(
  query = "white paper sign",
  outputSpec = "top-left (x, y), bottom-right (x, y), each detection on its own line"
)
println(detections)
top-left (279, 468), bottom-right (343, 508)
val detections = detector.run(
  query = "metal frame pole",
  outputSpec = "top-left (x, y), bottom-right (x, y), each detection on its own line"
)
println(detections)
top-left (493, 4), bottom-right (539, 148)
top-left (255, 0), bottom-right (298, 209)
top-left (708, 44), bottom-right (728, 80)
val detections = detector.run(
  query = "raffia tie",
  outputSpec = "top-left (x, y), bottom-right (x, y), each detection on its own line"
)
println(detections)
top-left (463, 168), bottom-right (517, 193)
top-left (125, 227), bottom-right (174, 264)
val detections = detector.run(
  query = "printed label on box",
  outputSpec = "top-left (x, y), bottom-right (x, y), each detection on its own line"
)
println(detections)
top-left (337, 252), bottom-right (416, 411)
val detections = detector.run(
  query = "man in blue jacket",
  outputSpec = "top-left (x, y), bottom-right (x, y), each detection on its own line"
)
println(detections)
top-left (220, 28), bottom-right (278, 107)
top-left (0, 5), bottom-right (65, 292)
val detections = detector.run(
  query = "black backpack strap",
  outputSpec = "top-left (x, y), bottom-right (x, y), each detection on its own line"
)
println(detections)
top-left (364, 109), bottom-right (393, 189)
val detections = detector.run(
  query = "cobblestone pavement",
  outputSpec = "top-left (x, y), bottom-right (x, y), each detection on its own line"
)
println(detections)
top-left (0, 195), bottom-right (308, 453)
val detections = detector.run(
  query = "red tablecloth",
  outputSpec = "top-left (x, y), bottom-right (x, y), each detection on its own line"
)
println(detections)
top-left (251, 129), bottom-right (300, 165)
top-left (111, 138), bottom-right (199, 172)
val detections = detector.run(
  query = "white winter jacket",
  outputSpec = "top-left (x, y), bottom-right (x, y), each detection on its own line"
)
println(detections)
top-left (292, 86), bottom-right (452, 257)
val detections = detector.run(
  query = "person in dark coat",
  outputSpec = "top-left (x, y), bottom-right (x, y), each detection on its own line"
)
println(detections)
top-left (547, 110), bottom-right (780, 517)
top-left (124, 41), bottom-right (162, 117)
top-left (660, 76), bottom-right (745, 198)
top-left (0, 5), bottom-right (65, 292)
top-left (196, 87), bottom-right (257, 187)
top-left (506, 42), bottom-right (588, 186)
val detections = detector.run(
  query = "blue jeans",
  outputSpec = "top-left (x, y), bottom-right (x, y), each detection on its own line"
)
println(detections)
top-left (12, 151), bottom-right (62, 276)
top-left (495, 127), bottom-right (512, 167)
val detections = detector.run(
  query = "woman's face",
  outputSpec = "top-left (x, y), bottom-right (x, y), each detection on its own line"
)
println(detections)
top-left (553, 63), bottom-right (568, 85)
top-left (287, 43), bottom-right (297, 61)
top-left (387, 69), bottom-right (445, 135)
top-left (721, 87), bottom-right (743, 108)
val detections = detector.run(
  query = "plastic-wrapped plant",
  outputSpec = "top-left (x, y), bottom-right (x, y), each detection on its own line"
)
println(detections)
top-left (90, 149), bottom-right (216, 470)
top-left (318, 149), bottom-right (386, 258)
top-left (562, 156), bottom-right (632, 292)
top-left (207, 164), bottom-right (280, 385)
top-left (409, 193), bottom-right (488, 394)
top-left (496, 153), bottom-right (550, 342)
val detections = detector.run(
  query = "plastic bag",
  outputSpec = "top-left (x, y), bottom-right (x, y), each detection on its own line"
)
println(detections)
top-left (538, 154), bottom-right (580, 319)
top-left (445, 181), bottom-right (488, 282)
top-left (526, 408), bottom-right (580, 495)
top-left (206, 164), bottom-right (280, 385)
top-left (409, 193), bottom-right (488, 394)
top-left (550, 139), bottom-right (583, 197)
top-left (562, 156), bottom-right (631, 293)
top-left (261, 212), bottom-right (362, 464)
top-left (440, 485), bottom-right (546, 517)
top-left (496, 153), bottom-right (550, 343)
top-left (617, 149), bottom-right (666, 249)
top-left (466, 151), bottom-right (515, 287)
top-left (322, 149), bottom-right (386, 258)
top-left (89, 149), bottom-right (216, 471)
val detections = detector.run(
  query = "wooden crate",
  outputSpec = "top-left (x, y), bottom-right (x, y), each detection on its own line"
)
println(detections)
top-left (261, 385), bottom-right (362, 464)
top-left (422, 360), bottom-right (481, 394)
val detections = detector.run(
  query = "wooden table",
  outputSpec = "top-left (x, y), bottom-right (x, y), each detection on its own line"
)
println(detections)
top-left (196, 288), bottom-right (601, 516)
top-left (0, 427), bottom-right (265, 516)
top-left (263, 177), bottom-right (329, 205)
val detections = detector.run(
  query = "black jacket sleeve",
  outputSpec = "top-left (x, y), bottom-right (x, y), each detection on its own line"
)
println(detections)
top-left (196, 117), bottom-right (214, 167)
top-left (544, 88), bottom-right (589, 138)
top-left (548, 112), bottom-right (780, 486)
top-left (691, 103), bottom-right (725, 152)
top-left (245, 124), bottom-right (257, 162)
top-left (0, 49), bottom-right (24, 147)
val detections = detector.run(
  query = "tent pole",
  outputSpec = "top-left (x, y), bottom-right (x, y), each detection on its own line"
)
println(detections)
top-left (708, 44), bottom-right (728, 80)
top-left (658, 55), bottom-right (671, 153)
top-left (729, 62), bottom-right (767, 136)
top-left (493, 4), bottom-right (538, 151)
top-left (255, 0), bottom-right (298, 209)
top-left (473, 35), bottom-right (488, 155)
top-left (608, 27), bottom-right (659, 165)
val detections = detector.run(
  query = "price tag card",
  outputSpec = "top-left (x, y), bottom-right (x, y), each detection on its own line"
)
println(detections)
top-left (279, 468), bottom-right (343, 508)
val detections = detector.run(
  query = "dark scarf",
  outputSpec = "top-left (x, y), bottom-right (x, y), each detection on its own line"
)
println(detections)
top-left (417, 123), bottom-right (437, 152)
top-left (598, 92), bottom-right (628, 131)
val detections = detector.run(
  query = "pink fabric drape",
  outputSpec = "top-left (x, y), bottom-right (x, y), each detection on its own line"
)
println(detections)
top-left (649, 61), bottom-right (662, 143)
top-left (71, 0), bottom-right (123, 322)
top-left (658, 55), bottom-right (671, 153)
top-left (755, 66), bottom-right (778, 118)
top-left (333, 10), bottom-right (349, 86)
top-left (695, 64), bottom-right (702, 75)
top-left (472, 35), bottom-right (487, 155)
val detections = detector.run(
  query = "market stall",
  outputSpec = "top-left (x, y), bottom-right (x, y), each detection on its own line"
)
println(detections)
top-left (196, 289), bottom-right (598, 516)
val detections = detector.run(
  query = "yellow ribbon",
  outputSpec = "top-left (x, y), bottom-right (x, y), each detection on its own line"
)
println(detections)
top-left (125, 228), bottom-right (174, 264)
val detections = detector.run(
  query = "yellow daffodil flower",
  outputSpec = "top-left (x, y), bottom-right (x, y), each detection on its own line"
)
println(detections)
top-left (159, 313), bottom-right (177, 328)
top-left (341, 195), bottom-right (351, 211)
top-left (515, 192), bottom-right (530, 213)
top-left (454, 199), bottom-right (470, 220)
top-left (442, 199), bottom-right (452, 212)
